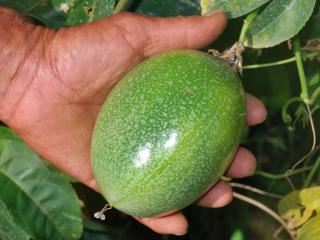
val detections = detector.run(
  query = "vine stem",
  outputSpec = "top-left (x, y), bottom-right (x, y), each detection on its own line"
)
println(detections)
top-left (113, 0), bottom-right (129, 14)
top-left (254, 166), bottom-right (313, 179)
top-left (233, 192), bottom-right (296, 239)
top-left (243, 52), bottom-right (319, 70)
top-left (239, 10), bottom-right (258, 43)
top-left (304, 155), bottom-right (320, 187)
top-left (306, 87), bottom-right (320, 105)
top-left (230, 182), bottom-right (283, 199)
top-left (290, 104), bottom-right (317, 171)
top-left (293, 38), bottom-right (310, 100)
top-left (291, 38), bottom-right (318, 188)
top-left (243, 57), bottom-right (296, 69)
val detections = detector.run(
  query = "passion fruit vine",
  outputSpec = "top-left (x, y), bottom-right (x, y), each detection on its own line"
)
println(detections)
top-left (91, 50), bottom-right (246, 217)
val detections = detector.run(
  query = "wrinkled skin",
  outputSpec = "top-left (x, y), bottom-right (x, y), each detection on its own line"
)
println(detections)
top-left (0, 8), bottom-right (267, 235)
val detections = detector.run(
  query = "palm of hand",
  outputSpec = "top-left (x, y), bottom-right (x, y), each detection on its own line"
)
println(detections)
top-left (1, 12), bottom-right (266, 235)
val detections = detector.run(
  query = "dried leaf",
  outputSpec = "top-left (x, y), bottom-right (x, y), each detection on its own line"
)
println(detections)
top-left (278, 187), bottom-right (320, 228)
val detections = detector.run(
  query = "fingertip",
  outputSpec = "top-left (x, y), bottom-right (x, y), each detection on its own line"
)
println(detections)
top-left (135, 212), bottom-right (188, 236)
top-left (142, 12), bottom-right (228, 56)
top-left (197, 181), bottom-right (233, 208)
top-left (200, 11), bottom-right (228, 44)
top-left (204, 11), bottom-right (228, 28)
top-left (226, 147), bottom-right (257, 178)
top-left (246, 93), bottom-right (267, 126)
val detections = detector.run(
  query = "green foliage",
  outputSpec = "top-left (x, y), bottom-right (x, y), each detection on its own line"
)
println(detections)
top-left (309, 73), bottom-right (320, 91)
top-left (0, 0), bottom-right (115, 28)
top-left (201, 0), bottom-right (270, 18)
top-left (0, 127), bottom-right (83, 240)
top-left (304, 6), bottom-right (320, 39)
top-left (278, 187), bottom-right (320, 228)
top-left (245, 0), bottom-right (317, 48)
top-left (0, 0), bottom-right (319, 239)
top-left (0, 200), bottom-right (29, 240)
top-left (136, 0), bottom-right (200, 16)
top-left (0, 0), bottom-right (66, 28)
top-left (53, 0), bottom-right (116, 26)
top-left (297, 215), bottom-right (320, 240)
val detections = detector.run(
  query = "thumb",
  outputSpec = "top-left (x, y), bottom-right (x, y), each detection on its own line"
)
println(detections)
top-left (96, 11), bottom-right (227, 57)
top-left (46, 12), bottom-right (227, 95)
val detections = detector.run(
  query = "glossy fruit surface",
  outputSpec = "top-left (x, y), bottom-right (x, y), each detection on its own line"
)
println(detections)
top-left (91, 50), bottom-right (246, 217)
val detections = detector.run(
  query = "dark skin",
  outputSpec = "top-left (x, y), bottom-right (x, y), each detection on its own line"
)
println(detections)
top-left (0, 8), bottom-right (267, 235)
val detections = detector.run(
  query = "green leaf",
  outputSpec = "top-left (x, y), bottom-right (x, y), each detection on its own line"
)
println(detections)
top-left (0, 128), bottom-right (83, 240)
top-left (308, 72), bottom-right (320, 88)
top-left (201, 0), bottom-right (270, 18)
top-left (0, 0), bottom-right (115, 28)
top-left (278, 187), bottom-right (320, 228)
top-left (52, 0), bottom-right (116, 26)
top-left (0, 200), bottom-right (30, 240)
top-left (297, 215), bottom-right (320, 240)
top-left (136, 0), bottom-right (200, 17)
top-left (245, 0), bottom-right (317, 48)
top-left (0, 0), bottom-right (67, 28)
top-left (294, 104), bottom-right (309, 128)
top-left (0, 126), bottom-right (21, 141)
top-left (305, 7), bottom-right (320, 39)
top-left (278, 190), bottom-right (301, 224)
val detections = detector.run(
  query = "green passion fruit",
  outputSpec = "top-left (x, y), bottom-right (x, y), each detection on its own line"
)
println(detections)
top-left (91, 50), bottom-right (246, 217)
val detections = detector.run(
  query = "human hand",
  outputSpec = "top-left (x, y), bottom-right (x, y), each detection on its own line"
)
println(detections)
top-left (0, 9), bottom-right (266, 235)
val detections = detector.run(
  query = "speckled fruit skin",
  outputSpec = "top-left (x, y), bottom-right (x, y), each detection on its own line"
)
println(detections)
top-left (91, 50), bottom-right (246, 217)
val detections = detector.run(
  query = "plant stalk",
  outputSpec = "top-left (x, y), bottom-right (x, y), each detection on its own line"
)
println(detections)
top-left (244, 57), bottom-right (296, 69)
top-left (243, 50), bottom-right (318, 70)
top-left (290, 104), bottom-right (317, 170)
top-left (254, 167), bottom-right (313, 179)
top-left (293, 38), bottom-right (310, 101)
top-left (233, 192), bottom-right (296, 239)
top-left (306, 87), bottom-right (320, 105)
top-left (239, 10), bottom-right (258, 43)
top-left (230, 182), bottom-right (283, 198)
top-left (304, 155), bottom-right (320, 187)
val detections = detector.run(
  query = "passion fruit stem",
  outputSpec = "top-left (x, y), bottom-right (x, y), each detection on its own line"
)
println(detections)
top-left (208, 42), bottom-right (245, 74)
top-left (94, 203), bottom-right (113, 220)
top-left (208, 10), bottom-right (258, 74)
